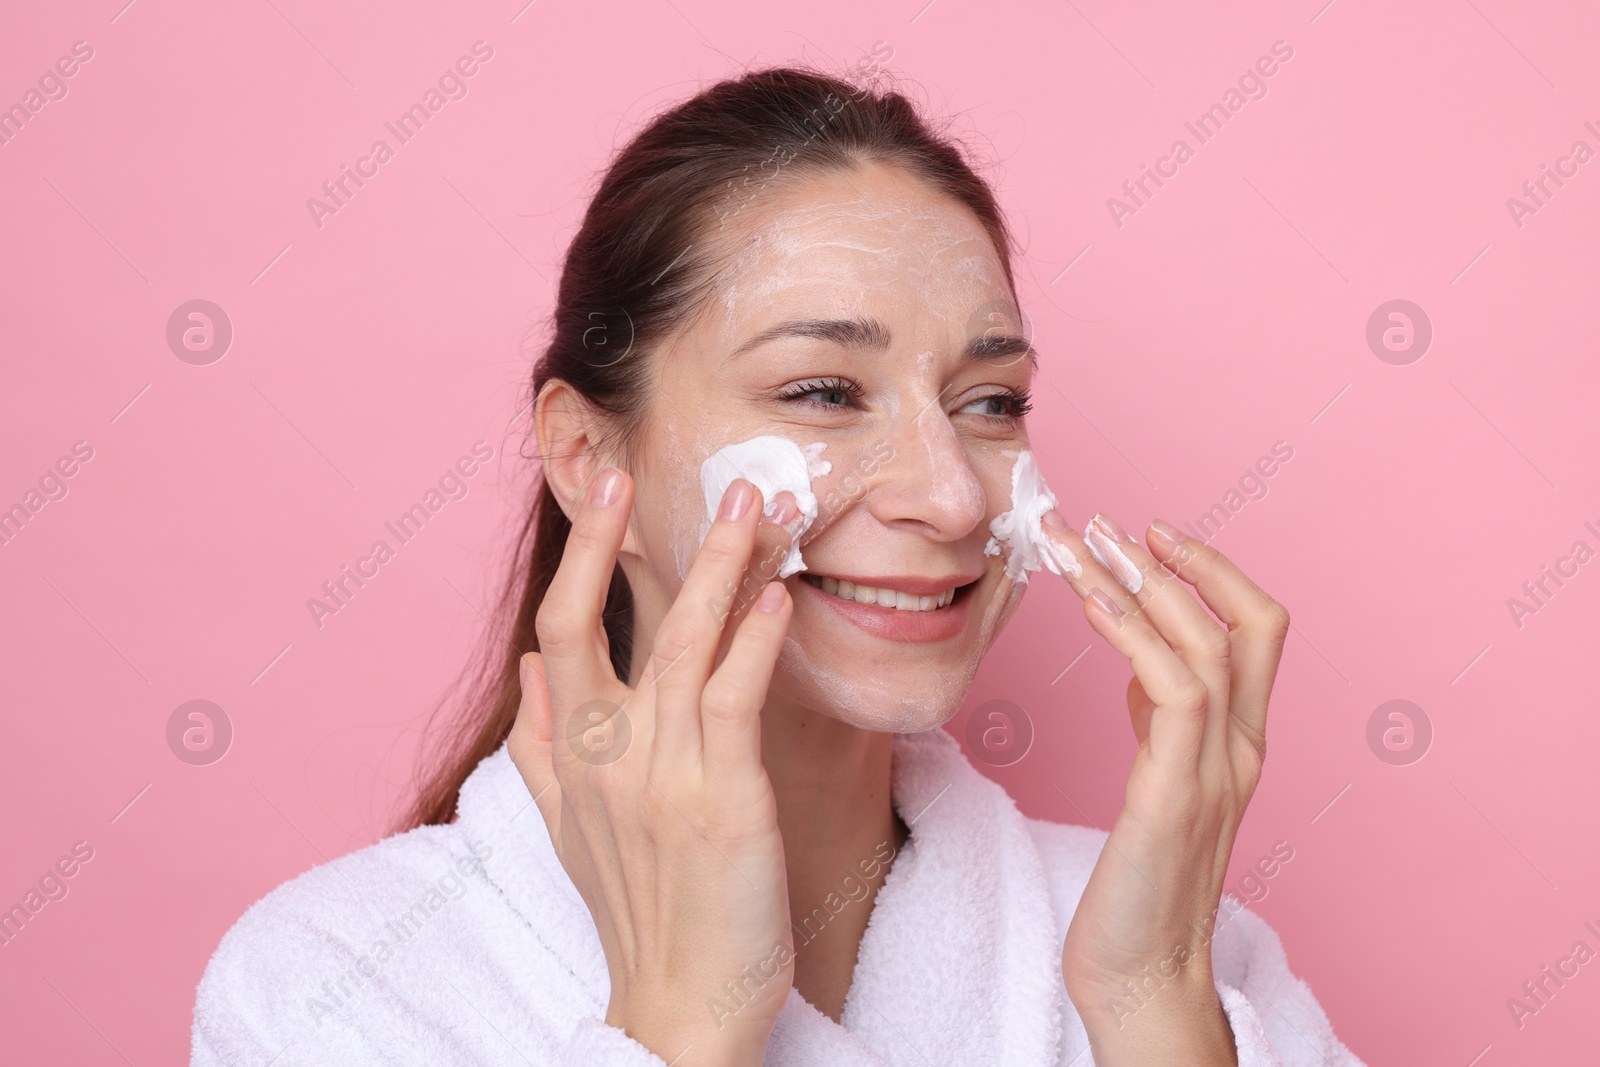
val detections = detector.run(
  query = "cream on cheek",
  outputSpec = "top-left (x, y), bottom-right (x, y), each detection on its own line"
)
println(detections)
top-left (983, 449), bottom-right (1081, 582)
top-left (697, 434), bottom-right (829, 576)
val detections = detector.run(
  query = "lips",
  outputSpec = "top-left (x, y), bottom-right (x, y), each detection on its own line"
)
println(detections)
top-left (794, 570), bottom-right (979, 643)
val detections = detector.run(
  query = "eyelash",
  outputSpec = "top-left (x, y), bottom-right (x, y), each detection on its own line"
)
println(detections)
top-left (775, 377), bottom-right (1033, 421)
top-left (776, 377), bottom-right (863, 408)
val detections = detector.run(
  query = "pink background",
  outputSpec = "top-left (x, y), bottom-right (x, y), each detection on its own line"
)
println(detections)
top-left (3, 0), bottom-right (1596, 1062)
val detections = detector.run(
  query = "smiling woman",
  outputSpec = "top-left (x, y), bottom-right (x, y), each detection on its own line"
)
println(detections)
top-left (191, 65), bottom-right (1367, 1066)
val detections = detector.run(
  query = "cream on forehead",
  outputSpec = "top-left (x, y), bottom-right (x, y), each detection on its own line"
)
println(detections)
top-left (699, 435), bottom-right (830, 577)
top-left (984, 449), bottom-right (1081, 582)
top-left (712, 199), bottom-right (1004, 332)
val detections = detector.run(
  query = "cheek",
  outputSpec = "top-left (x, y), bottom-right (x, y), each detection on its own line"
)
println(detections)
top-left (630, 423), bottom-right (705, 585)
top-left (971, 446), bottom-right (1024, 529)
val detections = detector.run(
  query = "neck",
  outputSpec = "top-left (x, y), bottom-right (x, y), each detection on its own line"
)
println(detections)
top-left (761, 693), bottom-right (908, 1022)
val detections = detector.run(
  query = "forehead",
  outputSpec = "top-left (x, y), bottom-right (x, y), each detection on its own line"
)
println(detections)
top-left (701, 163), bottom-right (1012, 350)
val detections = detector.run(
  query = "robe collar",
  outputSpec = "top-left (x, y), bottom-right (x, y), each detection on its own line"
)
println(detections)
top-left (457, 727), bottom-right (1065, 1065)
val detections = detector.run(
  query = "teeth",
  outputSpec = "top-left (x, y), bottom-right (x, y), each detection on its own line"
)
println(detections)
top-left (802, 576), bottom-right (958, 612)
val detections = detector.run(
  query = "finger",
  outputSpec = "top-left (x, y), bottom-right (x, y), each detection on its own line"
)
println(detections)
top-left (1039, 517), bottom-right (1193, 752)
top-left (505, 651), bottom-right (562, 833)
top-left (1083, 513), bottom-right (1233, 698)
top-left (700, 580), bottom-right (791, 784)
top-left (1078, 576), bottom-right (1211, 770)
top-left (1039, 511), bottom-right (1140, 620)
top-left (711, 495), bottom-right (800, 666)
top-left (1147, 520), bottom-right (1288, 742)
top-left (643, 478), bottom-right (764, 764)
top-left (535, 467), bottom-right (632, 700)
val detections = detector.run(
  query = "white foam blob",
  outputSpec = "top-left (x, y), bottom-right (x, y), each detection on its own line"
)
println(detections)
top-left (699, 435), bottom-right (828, 577)
top-left (983, 449), bottom-right (1081, 582)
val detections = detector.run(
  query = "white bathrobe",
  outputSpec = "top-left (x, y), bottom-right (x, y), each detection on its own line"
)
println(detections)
top-left (191, 727), bottom-right (1366, 1065)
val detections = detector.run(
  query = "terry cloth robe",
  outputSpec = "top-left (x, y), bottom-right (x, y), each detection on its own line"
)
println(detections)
top-left (191, 727), bottom-right (1368, 1066)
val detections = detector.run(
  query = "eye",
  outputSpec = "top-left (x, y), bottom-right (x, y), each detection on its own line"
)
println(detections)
top-left (959, 390), bottom-right (1032, 420)
top-left (777, 376), bottom-right (863, 409)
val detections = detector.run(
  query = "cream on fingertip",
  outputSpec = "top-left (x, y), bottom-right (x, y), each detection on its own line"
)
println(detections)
top-left (1085, 515), bottom-right (1144, 594)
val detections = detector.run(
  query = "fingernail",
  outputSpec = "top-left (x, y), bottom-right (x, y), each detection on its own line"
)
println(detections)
top-left (768, 492), bottom-right (800, 529)
top-left (1042, 508), bottom-right (1070, 533)
top-left (755, 581), bottom-right (786, 613)
top-left (1090, 512), bottom-right (1133, 543)
top-left (1089, 589), bottom-right (1124, 617)
top-left (1149, 518), bottom-right (1185, 547)
top-left (1085, 518), bottom-right (1145, 594)
top-left (721, 479), bottom-right (755, 521)
top-left (590, 468), bottom-right (623, 508)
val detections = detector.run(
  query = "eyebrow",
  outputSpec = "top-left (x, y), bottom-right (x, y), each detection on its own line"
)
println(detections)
top-left (726, 316), bottom-right (1037, 369)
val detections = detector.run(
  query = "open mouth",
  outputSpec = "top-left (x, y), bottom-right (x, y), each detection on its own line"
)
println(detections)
top-left (800, 574), bottom-right (962, 612)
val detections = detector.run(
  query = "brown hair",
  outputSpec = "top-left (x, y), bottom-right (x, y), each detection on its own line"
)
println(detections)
top-left (400, 61), bottom-right (1020, 829)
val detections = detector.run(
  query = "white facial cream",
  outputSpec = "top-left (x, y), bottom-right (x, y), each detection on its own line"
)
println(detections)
top-left (699, 435), bottom-right (830, 577)
top-left (984, 449), bottom-right (1082, 582)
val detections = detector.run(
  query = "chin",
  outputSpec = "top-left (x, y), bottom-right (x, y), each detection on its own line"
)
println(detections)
top-left (767, 565), bottom-right (1026, 732)
top-left (770, 641), bottom-right (973, 732)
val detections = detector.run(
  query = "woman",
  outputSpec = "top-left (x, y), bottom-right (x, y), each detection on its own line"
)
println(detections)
top-left (192, 65), bottom-right (1365, 1066)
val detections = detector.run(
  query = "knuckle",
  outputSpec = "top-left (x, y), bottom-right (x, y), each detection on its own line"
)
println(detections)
top-left (1202, 626), bottom-right (1232, 663)
top-left (1254, 596), bottom-right (1290, 640)
top-left (699, 683), bottom-right (747, 725)
top-left (650, 625), bottom-right (698, 673)
top-left (696, 533), bottom-right (748, 571)
top-left (566, 516), bottom-right (611, 556)
top-left (1173, 678), bottom-right (1210, 714)
top-left (534, 604), bottom-right (577, 650)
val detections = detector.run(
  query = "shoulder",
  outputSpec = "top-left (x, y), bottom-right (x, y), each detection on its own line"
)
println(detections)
top-left (191, 820), bottom-right (491, 1064)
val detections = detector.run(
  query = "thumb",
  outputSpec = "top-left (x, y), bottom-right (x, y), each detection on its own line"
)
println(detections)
top-left (507, 651), bottom-right (560, 828)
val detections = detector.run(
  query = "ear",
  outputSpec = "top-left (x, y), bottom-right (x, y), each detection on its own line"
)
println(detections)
top-left (534, 378), bottom-right (609, 519)
top-left (534, 379), bottom-right (641, 556)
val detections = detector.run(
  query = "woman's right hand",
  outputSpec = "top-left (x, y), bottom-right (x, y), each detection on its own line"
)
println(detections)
top-left (507, 467), bottom-right (799, 1067)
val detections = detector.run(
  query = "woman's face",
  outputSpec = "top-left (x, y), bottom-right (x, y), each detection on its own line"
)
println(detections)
top-left (622, 160), bottom-right (1036, 732)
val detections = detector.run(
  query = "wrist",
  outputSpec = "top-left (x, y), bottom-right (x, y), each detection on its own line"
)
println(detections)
top-left (1071, 970), bottom-right (1237, 1067)
top-left (607, 997), bottom-right (775, 1067)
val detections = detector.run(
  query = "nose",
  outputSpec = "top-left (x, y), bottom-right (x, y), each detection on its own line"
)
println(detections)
top-left (865, 404), bottom-right (987, 541)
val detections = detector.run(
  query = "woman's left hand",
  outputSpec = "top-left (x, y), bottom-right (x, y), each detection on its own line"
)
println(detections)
top-left (1044, 511), bottom-right (1290, 1066)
